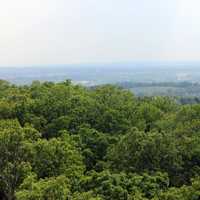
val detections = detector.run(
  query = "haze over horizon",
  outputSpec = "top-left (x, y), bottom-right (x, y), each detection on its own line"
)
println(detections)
top-left (1, 0), bottom-right (200, 67)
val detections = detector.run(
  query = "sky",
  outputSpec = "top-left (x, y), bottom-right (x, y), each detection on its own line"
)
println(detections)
top-left (0, 0), bottom-right (200, 66)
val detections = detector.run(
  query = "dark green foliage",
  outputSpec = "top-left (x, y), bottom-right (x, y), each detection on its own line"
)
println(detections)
top-left (74, 125), bottom-right (117, 171)
top-left (79, 170), bottom-right (169, 199)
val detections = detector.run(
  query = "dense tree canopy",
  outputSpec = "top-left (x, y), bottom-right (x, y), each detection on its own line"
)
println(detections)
top-left (0, 79), bottom-right (200, 199)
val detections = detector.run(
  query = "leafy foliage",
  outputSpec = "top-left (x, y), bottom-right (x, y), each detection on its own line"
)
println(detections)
top-left (0, 80), bottom-right (200, 199)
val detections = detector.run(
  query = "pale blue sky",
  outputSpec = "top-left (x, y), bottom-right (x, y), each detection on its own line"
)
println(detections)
top-left (0, 0), bottom-right (200, 66)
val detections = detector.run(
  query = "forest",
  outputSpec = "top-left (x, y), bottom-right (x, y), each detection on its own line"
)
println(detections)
top-left (0, 79), bottom-right (200, 200)
top-left (117, 81), bottom-right (200, 100)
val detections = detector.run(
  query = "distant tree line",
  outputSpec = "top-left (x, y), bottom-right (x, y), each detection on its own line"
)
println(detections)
top-left (117, 81), bottom-right (200, 88)
top-left (116, 81), bottom-right (200, 103)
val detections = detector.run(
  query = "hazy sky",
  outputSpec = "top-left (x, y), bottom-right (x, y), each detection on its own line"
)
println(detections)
top-left (1, 0), bottom-right (200, 66)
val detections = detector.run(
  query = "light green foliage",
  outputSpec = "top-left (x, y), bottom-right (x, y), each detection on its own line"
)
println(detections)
top-left (72, 191), bottom-right (103, 200)
top-left (30, 133), bottom-right (84, 180)
top-left (16, 175), bottom-right (70, 200)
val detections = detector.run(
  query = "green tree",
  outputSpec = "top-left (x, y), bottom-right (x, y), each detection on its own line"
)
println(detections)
top-left (30, 133), bottom-right (84, 181)
top-left (107, 128), bottom-right (182, 185)
top-left (16, 174), bottom-right (71, 200)
top-left (0, 121), bottom-right (32, 200)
